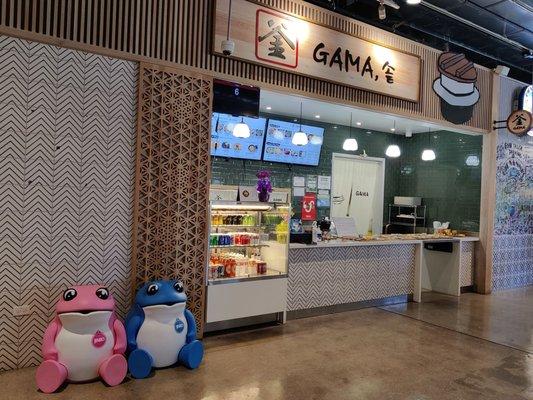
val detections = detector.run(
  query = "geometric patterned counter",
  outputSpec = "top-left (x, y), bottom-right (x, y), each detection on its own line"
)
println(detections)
top-left (459, 241), bottom-right (475, 287)
top-left (287, 244), bottom-right (416, 312)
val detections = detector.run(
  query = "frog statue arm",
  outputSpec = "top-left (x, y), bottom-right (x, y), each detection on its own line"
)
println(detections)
top-left (112, 313), bottom-right (127, 354)
top-left (184, 309), bottom-right (197, 344)
top-left (41, 316), bottom-right (62, 361)
top-left (125, 303), bottom-right (145, 352)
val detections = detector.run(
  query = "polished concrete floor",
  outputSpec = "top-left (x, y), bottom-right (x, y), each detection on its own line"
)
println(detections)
top-left (0, 288), bottom-right (532, 400)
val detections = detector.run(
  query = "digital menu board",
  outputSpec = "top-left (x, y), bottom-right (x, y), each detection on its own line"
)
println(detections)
top-left (263, 119), bottom-right (324, 166)
top-left (210, 113), bottom-right (267, 160)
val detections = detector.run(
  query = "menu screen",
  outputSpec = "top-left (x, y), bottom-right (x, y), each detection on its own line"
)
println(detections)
top-left (263, 119), bottom-right (324, 166)
top-left (210, 113), bottom-right (267, 160)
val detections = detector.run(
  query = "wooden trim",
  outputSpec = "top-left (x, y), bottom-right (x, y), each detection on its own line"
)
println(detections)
top-left (475, 72), bottom-right (500, 294)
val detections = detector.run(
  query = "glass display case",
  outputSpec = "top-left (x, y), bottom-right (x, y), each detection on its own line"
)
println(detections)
top-left (207, 201), bottom-right (289, 284)
top-left (205, 193), bottom-right (290, 329)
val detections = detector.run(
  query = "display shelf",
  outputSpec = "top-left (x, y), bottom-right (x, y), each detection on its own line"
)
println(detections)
top-left (206, 191), bottom-right (290, 326)
top-left (207, 270), bottom-right (287, 285)
top-left (212, 224), bottom-right (259, 228)
top-left (209, 244), bottom-right (269, 249)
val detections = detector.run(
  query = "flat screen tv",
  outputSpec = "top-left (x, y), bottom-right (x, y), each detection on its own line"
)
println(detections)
top-left (213, 79), bottom-right (260, 118)
top-left (210, 113), bottom-right (267, 161)
top-left (262, 119), bottom-right (324, 166)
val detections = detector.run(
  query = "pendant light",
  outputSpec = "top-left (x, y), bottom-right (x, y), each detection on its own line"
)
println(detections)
top-left (385, 144), bottom-right (401, 158)
top-left (292, 103), bottom-right (308, 146)
top-left (421, 129), bottom-right (436, 161)
top-left (343, 113), bottom-right (358, 151)
top-left (385, 121), bottom-right (401, 157)
top-left (233, 117), bottom-right (250, 138)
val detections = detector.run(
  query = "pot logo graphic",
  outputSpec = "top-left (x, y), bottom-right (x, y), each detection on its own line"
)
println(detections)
top-left (433, 52), bottom-right (480, 125)
top-left (255, 9), bottom-right (299, 68)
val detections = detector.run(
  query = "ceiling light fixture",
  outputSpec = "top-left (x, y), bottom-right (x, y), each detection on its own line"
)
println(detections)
top-left (406, 0), bottom-right (421, 4)
top-left (292, 103), bottom-right (308, 146)
top-left (356, 121), bottom-right (362, 126)
top-left (315, 114), bottom-right (320, 119)
top-left (385, 144), bottom-right (401, 158)
top-left (232, 117), bottom-right (250, 138)
top-left (390, 120), bottom-right (396, 132)
top-left (265, 106), bottom-right (272, 110)
top-left (421, 129), bottom-right (436, 161)
top-left (343, 113), bottom-right (358, 151)
top-left (378, 1), bottom-right (386, 20)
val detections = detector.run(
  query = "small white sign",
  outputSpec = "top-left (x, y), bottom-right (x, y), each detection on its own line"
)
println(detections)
top-left (270, 191), bottom-right (288, 203)
top-left (293, 176), bottom-right (305, 187)
top-left (332, 217), bottom-right (357, 237)
top-left (318, 175), bottom-right (331, 190)
top-left (239, 186), bottom-right (259, 202)
top-left (293, 187), bottom-right (306, 197)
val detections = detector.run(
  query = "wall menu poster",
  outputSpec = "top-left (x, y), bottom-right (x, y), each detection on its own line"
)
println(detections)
top-left (263, 119), bottom-right (324, 166)
top-left (211, 113), bottom-right (267, 160)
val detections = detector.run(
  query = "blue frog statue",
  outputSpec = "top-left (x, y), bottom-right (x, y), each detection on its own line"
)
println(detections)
top-left (125, 279), bottom-right (204, 378)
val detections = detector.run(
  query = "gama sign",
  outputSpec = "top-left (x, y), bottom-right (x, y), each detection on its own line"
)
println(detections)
top-left (506, 109), bottom-right (532, 137)
top-left (213, 0), bottom-right (421, 102)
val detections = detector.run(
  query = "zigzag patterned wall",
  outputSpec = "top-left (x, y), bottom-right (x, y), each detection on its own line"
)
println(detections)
top-left (0, 36), bottom-right (137, 371)
top-left (287, 245), bottom-right (415, 311)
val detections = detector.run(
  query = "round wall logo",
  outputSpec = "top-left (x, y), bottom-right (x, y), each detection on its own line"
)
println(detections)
top-left (506, 110), bottom-right (532, 137)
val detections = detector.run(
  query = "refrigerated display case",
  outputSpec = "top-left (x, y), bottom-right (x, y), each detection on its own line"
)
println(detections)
top-left (205, 194), bottom-right (290, 329)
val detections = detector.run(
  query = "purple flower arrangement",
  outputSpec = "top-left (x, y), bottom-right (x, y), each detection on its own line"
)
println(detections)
top-left (256, 170), bottom-right (272, 202)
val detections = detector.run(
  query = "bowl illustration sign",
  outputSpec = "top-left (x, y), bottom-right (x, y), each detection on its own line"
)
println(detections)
top-left (433, 52), bottom-right (480, 124)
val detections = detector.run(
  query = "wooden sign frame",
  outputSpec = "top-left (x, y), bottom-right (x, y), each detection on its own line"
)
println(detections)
top-left (213, 0), bottom-right (422, 103)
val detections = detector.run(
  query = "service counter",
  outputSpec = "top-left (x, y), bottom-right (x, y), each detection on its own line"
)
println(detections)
top-left (287, 237), bottom-right (478, 319)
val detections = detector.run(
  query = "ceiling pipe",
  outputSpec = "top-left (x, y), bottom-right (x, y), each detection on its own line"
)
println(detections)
top-left (420, 1), bottom-right (531, 54)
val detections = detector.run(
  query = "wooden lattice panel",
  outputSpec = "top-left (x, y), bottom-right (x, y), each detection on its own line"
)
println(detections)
top-left (133, 63), bottom-right (211, 336)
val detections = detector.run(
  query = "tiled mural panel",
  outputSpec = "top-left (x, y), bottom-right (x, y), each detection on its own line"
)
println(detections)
top-left (0, 36), bottom-right (137, 371)
top-left (287, 245), bottom-right (415, 311)
top-left (492, 235), bottom-right (533, 291)
top-left (492, 77), bottom-right (532, 291)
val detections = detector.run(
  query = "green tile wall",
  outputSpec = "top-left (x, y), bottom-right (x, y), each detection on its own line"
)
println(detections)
top-left (210, 113), bottom-right (482, 231)
top-left (397, 131), bottom-right (482, 231)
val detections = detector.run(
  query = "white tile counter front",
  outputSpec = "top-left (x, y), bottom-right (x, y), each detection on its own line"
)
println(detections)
top-left (287, 237), bottom-right (478, 315)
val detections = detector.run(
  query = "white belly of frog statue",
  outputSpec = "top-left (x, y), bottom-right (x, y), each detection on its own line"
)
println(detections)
top-left (55, 311), bottom-right (115, 381)
top-left (136, 303), bottom-right (188, 368)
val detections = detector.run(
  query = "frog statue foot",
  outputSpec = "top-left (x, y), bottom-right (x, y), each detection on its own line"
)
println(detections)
top-left (36, 360), bottom-right (68, 394)
top-left (178, 340), bottom-right (204, 370)
top-left (126, 280), bottom-right (204, 378)
top-left (99, 353), bottom-right (128, 386)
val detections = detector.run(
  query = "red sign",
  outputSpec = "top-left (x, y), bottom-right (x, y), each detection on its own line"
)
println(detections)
top-left (301, 193), bottom-right (317, 221)
top-left (255, 9), bottom-right (299, 69)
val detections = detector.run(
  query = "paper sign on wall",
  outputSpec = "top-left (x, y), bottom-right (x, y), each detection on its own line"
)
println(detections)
top-left (317, 175), bottom-right (331, 190)
top-left (301, 193), bottom-right (317, 220)
top-left (293, 187), bottom-right (305, 197)
top-left (306, 175), bottom-right (318, 192)
top-left (293, 176), bottom-right (305, 187)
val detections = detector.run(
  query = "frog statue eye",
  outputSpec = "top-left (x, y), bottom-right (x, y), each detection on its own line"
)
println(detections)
top-left (95, 287), bottom-right (109, 300)
top-left (146, 283), bottom-right (159, 295)
top-left (174, 281), bottom-right (184, 293)
top-left (63, 288), bottom-right (77, 301)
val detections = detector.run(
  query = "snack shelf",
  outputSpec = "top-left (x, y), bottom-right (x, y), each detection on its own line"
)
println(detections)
top-left (210, 244), bottom-right (269, 249)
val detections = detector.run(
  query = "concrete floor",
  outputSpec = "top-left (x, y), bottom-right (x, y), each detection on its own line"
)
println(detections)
top-left (0, 288), bottom-right (532, 400)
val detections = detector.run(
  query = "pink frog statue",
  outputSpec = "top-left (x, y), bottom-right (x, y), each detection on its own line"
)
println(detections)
top-left (35, 285), bottom-right (128, 393)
